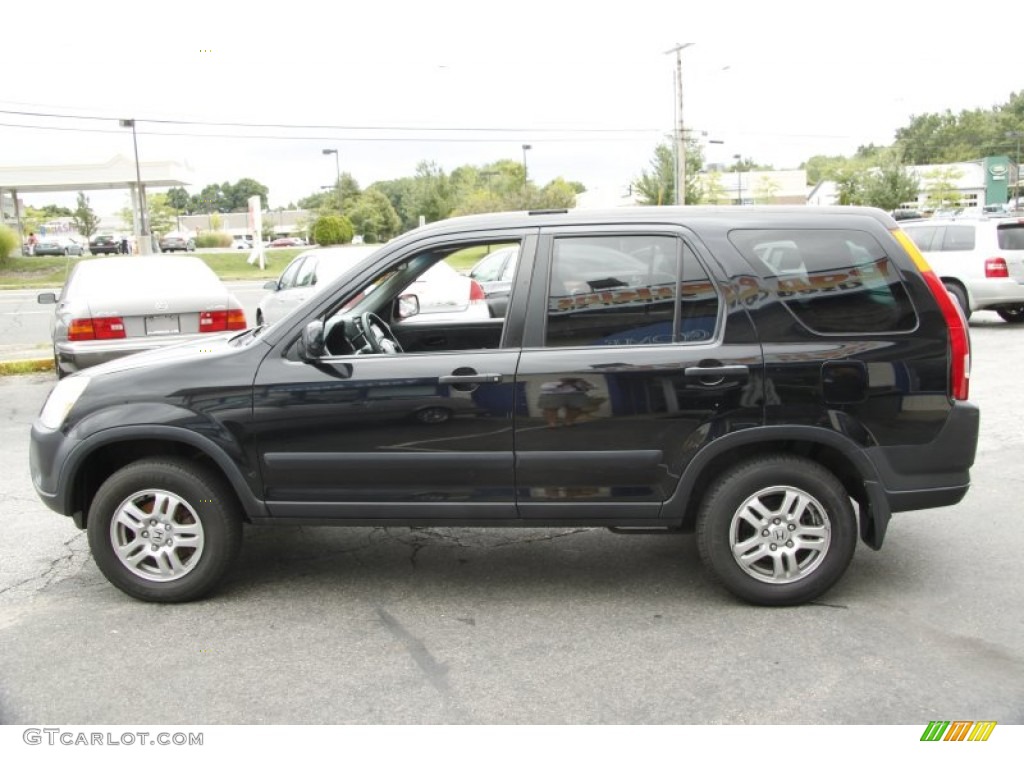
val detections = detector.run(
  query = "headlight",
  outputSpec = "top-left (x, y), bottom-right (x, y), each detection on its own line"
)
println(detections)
top-left (38, 377), bottom-right (90, 430)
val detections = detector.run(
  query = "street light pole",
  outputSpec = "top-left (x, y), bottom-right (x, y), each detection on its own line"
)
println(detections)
top-left (120, 118), bottom-right (149, 253)
top-left (322, 148), bottom-right (341, 210)
top-left (522, 144), bottom-right (532, 183)
top-left (666, 43), bottom-right (693, 206)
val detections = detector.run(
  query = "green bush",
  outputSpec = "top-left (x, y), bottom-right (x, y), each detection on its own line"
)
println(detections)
top-left (0, 224), bottom-right (19, 263)
top-left (195, 232), bottom-right (234, 248)
top-left (312, 214), bottom-right (354, 246)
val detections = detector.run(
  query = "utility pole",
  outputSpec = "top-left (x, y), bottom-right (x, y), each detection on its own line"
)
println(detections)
top-left (666, 43), bottom-right (693, 206)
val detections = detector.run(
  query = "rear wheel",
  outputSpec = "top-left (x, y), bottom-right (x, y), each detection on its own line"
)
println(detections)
top-left (86, 458), bottom-right (243, 603)
top-left (996, 306), bottom-right (1024, 324)
top-left (696, 455), bottom-right (857, 606)
top-left (944, 282), bottom-right (971, 320)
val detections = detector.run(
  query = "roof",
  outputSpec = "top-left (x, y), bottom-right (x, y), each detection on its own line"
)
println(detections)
top-left (388, 205), bottom-right (896, 246)
top-left (0, 155), bottom-right (193, 193)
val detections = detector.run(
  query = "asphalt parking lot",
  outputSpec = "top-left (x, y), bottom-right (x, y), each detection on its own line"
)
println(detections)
top-left (0, 314), bottom-right (1022, 725)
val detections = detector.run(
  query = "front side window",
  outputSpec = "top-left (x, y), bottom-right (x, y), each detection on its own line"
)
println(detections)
top-left (730, 228), bottom-right (917, 334)
top-left (544, 235), bottom-right (719, 347)
top-left (277, 257), bottom-right (305, 290)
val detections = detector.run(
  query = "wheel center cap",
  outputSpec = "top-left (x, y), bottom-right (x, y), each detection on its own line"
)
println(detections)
top-left (150, 527), bottom-right (167, 544)
top-left (770, 526), bottom-right (787, 542)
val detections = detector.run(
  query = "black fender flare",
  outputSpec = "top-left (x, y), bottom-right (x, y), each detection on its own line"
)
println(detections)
top-left (59, 423), bottom-right (268, 524)
top-left (662, 425), bottom-right (890, 549)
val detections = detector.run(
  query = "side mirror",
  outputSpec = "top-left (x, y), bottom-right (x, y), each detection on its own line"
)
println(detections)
top-left (263, 280), bottom-right (279, 291)
top-left (298, 320), bottom-right (326, 360)
top-left (397, 294), bottom-right (420, 320)
top-left (37, 292), bottom-right (57, 305)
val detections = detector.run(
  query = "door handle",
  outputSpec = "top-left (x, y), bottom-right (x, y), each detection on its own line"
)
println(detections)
top-left (439, 373), bottom-right (504, 384)
top-left (684, 364), bottom-right (749, 383)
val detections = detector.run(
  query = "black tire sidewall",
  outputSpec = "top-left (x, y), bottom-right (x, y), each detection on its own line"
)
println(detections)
top-left (86, 459), bottom-right (242, 602)
top-left (697, 456), bottom-right (857, 606)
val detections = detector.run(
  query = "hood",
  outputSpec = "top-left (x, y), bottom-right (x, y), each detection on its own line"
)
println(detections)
top-left (83, 331), bottom-right (256, 378)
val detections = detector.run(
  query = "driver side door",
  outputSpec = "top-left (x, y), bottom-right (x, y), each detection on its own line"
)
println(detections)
top-left (250, 233), bottom-right (535, 522)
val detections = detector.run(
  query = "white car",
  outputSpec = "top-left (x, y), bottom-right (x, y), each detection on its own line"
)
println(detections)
top-left (256, 246), bottom-right (381, 326)
top-left (902, 216), bottom-right (1024, 322)
top-left (257, 246), bottom-right (489, 327)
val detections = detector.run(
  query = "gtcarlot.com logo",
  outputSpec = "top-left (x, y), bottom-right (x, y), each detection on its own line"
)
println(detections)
top-left (920, 721), bottom-right (997, 742)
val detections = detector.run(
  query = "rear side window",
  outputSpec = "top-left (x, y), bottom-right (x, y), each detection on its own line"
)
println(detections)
top-left (544, 235), bottom-right (719, 347)
top-left (905, 225), bottom-right (938, 252)
top-left (729, 229), bottom-right (917, 334)
top-left (940, 226), bottom-right (976, 251)
top-left (997, 223), bottom-right (1024, 250)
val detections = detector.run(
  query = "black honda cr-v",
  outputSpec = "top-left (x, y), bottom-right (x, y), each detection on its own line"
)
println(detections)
top-left (30, 207), bottom-right (979, 606)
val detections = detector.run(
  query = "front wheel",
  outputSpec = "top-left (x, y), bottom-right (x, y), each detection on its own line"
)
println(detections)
top-left (696, 455), bottom-right (857, 606)
top-left (996, 306), bottom-right (1024, 324)
top-left (86, 458), bottom-right (243, 603)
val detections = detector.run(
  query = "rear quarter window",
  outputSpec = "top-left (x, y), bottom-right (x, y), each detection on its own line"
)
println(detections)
top-left (997, 223), bottom-right (1024, 250)
top-left (729, 228), bottom-right (917, 334)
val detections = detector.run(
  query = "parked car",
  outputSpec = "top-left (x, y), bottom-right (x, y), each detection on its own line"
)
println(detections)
top-left (257, 245), bottom-right (487, 327)
top-left (158, 232), bottom-right (196, 252)
top-left (469, 244), bottom-right (520, 316)
top-left (30, 207), bottom-right (978, 607)
top-left (268, 237), bottom-right (305, 248)
top-left (37, 255), bottom-right (247, 377)
top-left (33, 236), bottom-right (84, 256)
top-left (88, 233), bottom-right (122, 255)
top-left (901, 215), bottom-right (1024, 321)
top-left (232, 237), bottom-right (253, 250)
top-left (257, 246), bottom-right (380, 326)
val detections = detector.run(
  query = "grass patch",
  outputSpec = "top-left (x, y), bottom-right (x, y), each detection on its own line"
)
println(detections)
top-left (0, 358), bottom-right (54, 376)
top-left (0, 243), bottom-right (500, 288)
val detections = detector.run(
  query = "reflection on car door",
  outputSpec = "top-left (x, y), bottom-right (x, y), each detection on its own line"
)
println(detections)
top-left (513, 228), bottom-right (764, 520)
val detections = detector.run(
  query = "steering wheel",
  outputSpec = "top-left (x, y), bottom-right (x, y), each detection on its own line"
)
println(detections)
top-left (358, 312), bottom-right (403, 354)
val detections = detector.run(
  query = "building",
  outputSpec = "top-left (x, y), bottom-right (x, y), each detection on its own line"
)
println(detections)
top-left (807, 156), bottom-right (1018, 211)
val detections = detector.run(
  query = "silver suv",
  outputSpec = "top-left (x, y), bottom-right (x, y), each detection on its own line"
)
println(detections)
top-left (902, 216), bottom-right (1024, 321)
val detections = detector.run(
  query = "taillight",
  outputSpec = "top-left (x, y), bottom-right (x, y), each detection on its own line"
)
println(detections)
top-left (469, 279), bottom-right (486, 302)
top-left (892, 229), bottom-right (970, 401)
top-left (199, 309), bottom-right (247, 332)
top-left (985, 258), bottom-right (1009, 278)
top-left (67, 316), bottom-right (126, 341)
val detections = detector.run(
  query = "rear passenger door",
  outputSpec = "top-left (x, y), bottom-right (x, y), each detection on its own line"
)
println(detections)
top-left (513, 226), bottom-right (764, 520)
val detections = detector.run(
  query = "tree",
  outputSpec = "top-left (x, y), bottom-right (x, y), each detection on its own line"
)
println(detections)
top-left (859, 154), bottom-right (921, 211)
top-left (224, 178), bottom-right (269, 212)
top-left (311, 214), bottom-right (354, 245)
top-left (192, 184), bottom-right (226, 214)
top-left (72, 192), bottom-right (101, 237)
top-left (166, 187), bottom-right (191, 215)
top-left (346, 190), bottom-right (401, 243)
top-left (700, 170), bottom-right (729, 204)
top-left (634, 138), bottom-right (705, 206)
top-left (538, 178), bottom-right (579, 209)
top-left (753, 176), bottom-right (782, 204)
top-left (833, 166), bottom-right (871, 206)
top-left (922, 167), bottom-right (964, 210)
top-left (634, 143), bottom-right (675, 205)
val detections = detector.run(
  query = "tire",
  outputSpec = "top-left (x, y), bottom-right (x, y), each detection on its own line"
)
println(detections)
top-left (944, 282), bottom-right (971, 320)
top-left (996, 306), bottom-right (1024, 324)
top-left (696, 455), bottom-right (857, 606)
top-left (86, 458), bottom-right (243, 603)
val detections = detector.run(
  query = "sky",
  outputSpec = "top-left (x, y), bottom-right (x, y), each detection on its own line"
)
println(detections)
top-left (1, 0), bottom-right (1020, 217)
